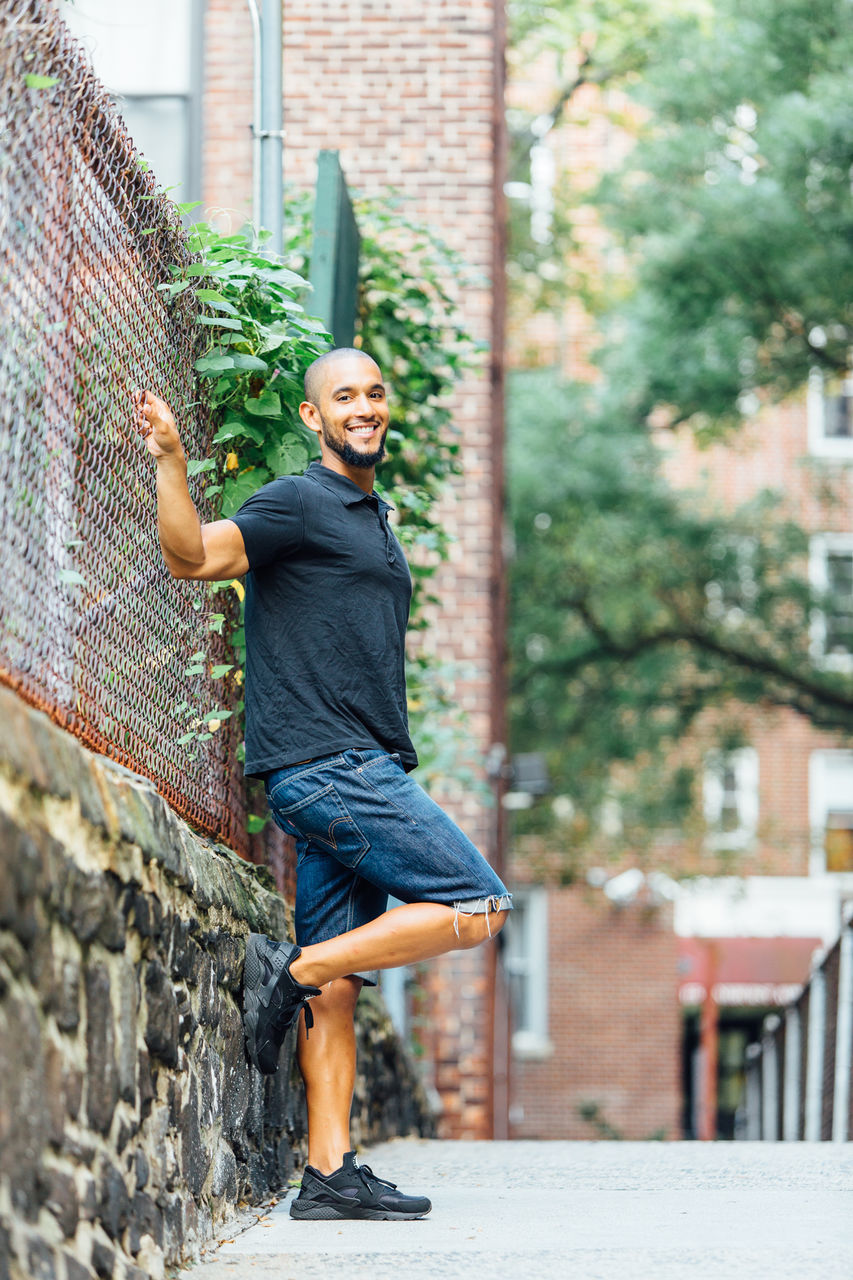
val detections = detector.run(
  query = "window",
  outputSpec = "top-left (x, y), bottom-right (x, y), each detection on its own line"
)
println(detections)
top-left (807, 369), bottom-right (853, 459)
top-left (809, 750), bottom-right (853, 876)
top-left (504, 888), bottom-right (551, 1058)
top-left (60, 0), bottom-right (204, 200)
top-left (703, 747), bottom-right (759, 850)
top-left (810, 535), bottom-right (853, 670)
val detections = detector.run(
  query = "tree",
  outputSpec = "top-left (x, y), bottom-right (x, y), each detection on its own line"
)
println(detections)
top-left (505, 0), bottom-right (853, 863)
top-left (594, 0), bottom-right (853, 432)
top-left (509, 369), bottom-right (853, 856)
top-left (506, 0), bottom-right (694, 314)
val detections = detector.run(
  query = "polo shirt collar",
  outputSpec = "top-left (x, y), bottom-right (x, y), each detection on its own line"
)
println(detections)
top-left (305, 460), bottom-right (392, 510)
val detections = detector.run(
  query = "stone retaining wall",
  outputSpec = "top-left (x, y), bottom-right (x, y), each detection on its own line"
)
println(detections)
top-left (0, 688), bottom-right (433, 1280)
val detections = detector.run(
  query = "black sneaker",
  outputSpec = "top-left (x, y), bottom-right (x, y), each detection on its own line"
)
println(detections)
top-left (290, 1151), bottom-right (431, 1220)
top-left (242, 934), bottom-right (321, 1074)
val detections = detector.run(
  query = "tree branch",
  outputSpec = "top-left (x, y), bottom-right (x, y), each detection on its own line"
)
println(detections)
top-left (541, 596), bottom-right (853, 726)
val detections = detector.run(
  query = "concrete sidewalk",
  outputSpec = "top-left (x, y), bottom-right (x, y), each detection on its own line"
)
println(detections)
top-left (186, 1139), bottom-right (853, 1280)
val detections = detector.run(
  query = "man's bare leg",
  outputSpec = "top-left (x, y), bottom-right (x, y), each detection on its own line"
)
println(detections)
top-left (290, 900), bottom-right (508, 989)
top-left (298, 976), bottom-right (362, 1175)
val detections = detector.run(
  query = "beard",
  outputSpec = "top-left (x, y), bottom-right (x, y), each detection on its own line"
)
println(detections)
top-left (321, 415), bottom-right (387, 469)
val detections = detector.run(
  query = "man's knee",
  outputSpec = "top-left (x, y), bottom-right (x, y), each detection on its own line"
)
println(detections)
top-left (456, 907), bottom-right (509, 950)
top-left (311, 975), bottom-right (362, 1018)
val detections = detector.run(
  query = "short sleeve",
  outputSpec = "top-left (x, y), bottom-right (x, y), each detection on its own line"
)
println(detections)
top-left (230, 477), bottom-right (304, 570)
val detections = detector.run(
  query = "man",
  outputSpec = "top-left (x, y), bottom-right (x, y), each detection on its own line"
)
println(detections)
top-left (136, 347), bottom-right (511, 1221)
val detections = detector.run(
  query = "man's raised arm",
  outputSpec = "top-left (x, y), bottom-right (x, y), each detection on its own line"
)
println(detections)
top-left (134, 390), bottom-right (249, 581)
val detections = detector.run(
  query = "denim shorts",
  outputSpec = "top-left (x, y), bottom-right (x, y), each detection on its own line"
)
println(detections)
top-left (264, 748), bottom-right (512, 985)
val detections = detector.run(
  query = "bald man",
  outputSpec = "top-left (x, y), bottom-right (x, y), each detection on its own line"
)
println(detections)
top-left (137, 348), bottom-right (511, 1220)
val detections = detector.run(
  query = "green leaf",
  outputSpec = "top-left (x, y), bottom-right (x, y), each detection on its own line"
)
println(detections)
top-left (196, 289), bottom-right (239, 315)
top-left (230, 353), bottom-right (268, 372)
top-left (210, 664), bottom-right (234, 679)
top-left (58, 568), bottom-right (85, 586)
top-left (289, 313), bottom-right (331, 335)
top-left (247, 813), bottom-right (271, 833)
top-left (212, 417), bottom-right (266, 445)
top-left (183, 664), bottom-right (205, 677)
top-left (198, 315), bottom-right (243, 331)
top-left (186, 458), bottom-right (215, 476)
top-left (24, 74), bottom-right (58, 89)
top-left (220, 469), bottom-right (270, 517)
top-left (266, 437), bottom-right (308, 475)
top-left (244, 388), bottom-right (281, 418)
top-left (195, 354), bottom-right (235, 373)
top-left (177, 732), bottom-right (197, 745)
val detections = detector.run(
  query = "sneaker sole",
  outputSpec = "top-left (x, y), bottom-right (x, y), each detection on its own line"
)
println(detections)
top-left (289, 1202), bottom-right (430, 1221)
top-left (242, 934), bottom-right (270, 1074)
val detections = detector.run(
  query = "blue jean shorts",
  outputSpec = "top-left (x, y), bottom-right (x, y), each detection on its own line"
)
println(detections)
top-left (264, 748), bottom-right (512, 985)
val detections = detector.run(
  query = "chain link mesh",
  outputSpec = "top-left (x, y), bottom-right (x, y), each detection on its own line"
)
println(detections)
top-left (0, 0), bottom-right (246, 850)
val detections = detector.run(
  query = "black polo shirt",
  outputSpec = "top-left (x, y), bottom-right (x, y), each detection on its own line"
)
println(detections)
top-left (230, 460), bottom-right (418, 777)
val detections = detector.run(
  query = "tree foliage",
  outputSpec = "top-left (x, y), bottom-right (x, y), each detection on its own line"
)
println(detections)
top-left (506, 0), bottom-right (695, 313)
top-left (506, 0), bottom-right (853, 860)
top-left (595, 0), bottom-right (853, 432)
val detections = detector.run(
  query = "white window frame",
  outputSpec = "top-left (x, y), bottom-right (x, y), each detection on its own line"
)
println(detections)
top-left (807, 368), bottom-right (853, 460)
top-left (504, 887), bottom-right (551, 1059)
top-left (60, 0), bottom-right (205, 201)
top-left (808, 749), bottom-right (853, 882)
top-left (703, 746), bottom-right (759, 851)
top-left (809, 534), bottom-right (853, 673)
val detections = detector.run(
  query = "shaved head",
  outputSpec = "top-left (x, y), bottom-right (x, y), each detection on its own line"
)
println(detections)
top-left (304, 347), bottom-right (382, 407)
top-left (299, 347), bottom-right (390, 473)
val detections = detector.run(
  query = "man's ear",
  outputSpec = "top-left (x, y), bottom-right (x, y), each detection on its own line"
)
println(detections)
top-left (299, 400), bottom-right (322, 437)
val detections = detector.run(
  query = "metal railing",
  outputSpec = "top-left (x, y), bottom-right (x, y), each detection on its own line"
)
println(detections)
top-left (0, 1), bottom-right (245, 848)
top-left (739, 910), bottom-right (853, 1141)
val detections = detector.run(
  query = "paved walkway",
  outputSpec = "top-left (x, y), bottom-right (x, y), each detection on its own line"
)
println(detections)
top-left (187, 1139), bottom-right (852, 1280)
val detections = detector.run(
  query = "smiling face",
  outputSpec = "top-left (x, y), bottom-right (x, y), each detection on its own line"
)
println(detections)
top-left (299, 350), bottom-right (390, 482)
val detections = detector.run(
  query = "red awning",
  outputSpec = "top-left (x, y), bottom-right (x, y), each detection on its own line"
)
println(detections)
top-left (677, 936), bottom-right (822, 1007)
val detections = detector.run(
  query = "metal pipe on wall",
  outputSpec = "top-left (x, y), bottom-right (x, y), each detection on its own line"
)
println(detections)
top-left (260, 0), bottom-right (283, 255)
top-left (246, 0), bottom-right (283, 255)
top-left (246, 0), bottom-right (262, 229)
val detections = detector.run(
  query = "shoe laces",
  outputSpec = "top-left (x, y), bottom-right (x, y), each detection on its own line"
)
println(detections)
top-left (271, 992), bottom-right (315, 1038)
top-left (356, 1162), bottom-right (396, 1192)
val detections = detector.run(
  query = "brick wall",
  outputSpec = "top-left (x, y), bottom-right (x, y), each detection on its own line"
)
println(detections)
top-left (202, 0), bottom-right (507, 1138)
top-left (509, 884), bottom-right (682, 1141)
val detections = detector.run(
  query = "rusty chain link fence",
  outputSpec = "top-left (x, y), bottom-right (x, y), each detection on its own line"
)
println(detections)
top-left (0, 1), bottom-right (247, 850)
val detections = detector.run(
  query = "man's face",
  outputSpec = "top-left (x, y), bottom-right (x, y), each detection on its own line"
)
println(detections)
top-left (312, 355), bottom-right (390, 469)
